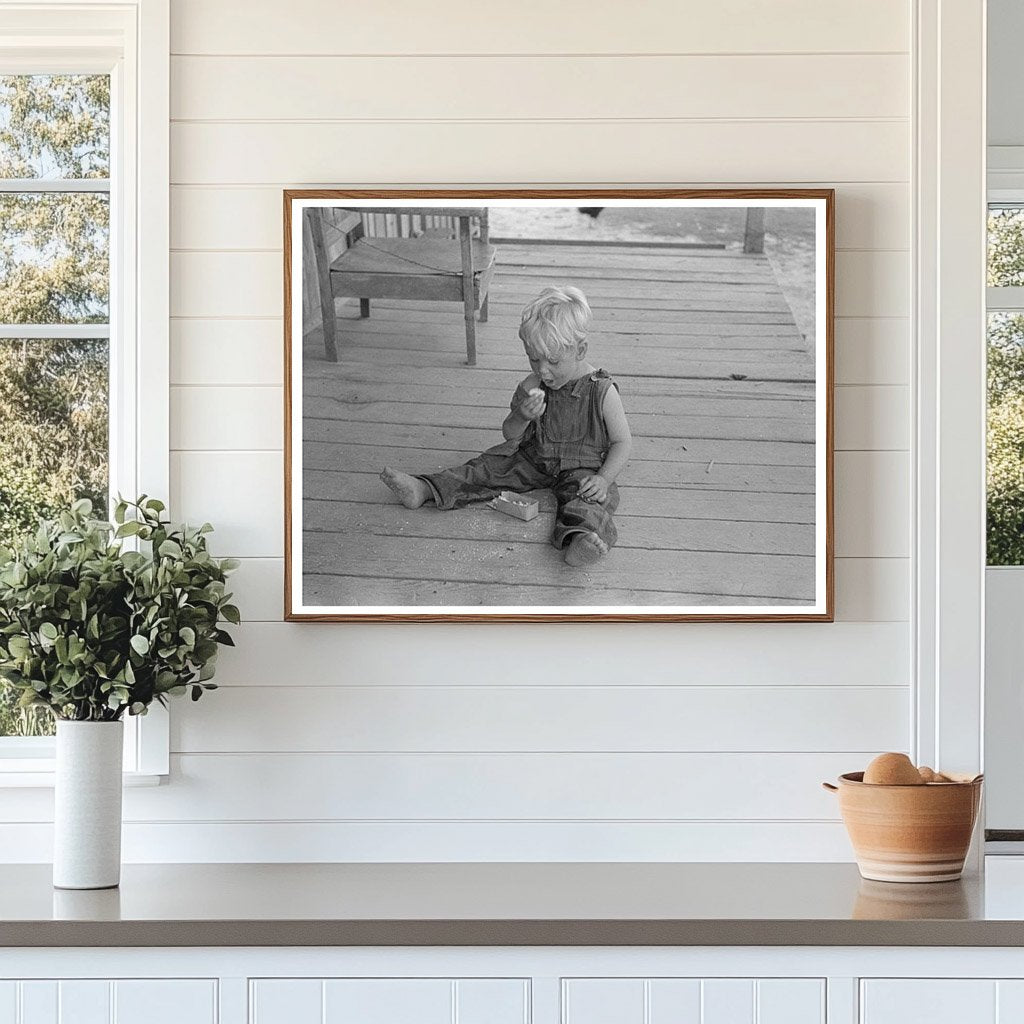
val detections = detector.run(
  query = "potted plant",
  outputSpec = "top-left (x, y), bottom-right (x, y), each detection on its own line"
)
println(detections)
top-left (0, 496), bottom-right (239, 889)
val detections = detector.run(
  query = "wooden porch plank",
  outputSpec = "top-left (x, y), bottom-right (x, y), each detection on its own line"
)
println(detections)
top-left (303, 342), bottom-right (816, 382)
top-left (303, 378), bottom-right (814, 420)
top-left (303, 470), bottom-right (816, 524)
top-left (303, 398), bottom-right (813, 444)
top-left (302, 420), bottom-right (816, 465)
top-left (315, 309), bottom-right (802, 342)
top-left (302, 441), bottom-right (816, 493)
top-left (301, 574), bottom-right (798, 609)
top-left (303, 502), bottom-right (815, 557)
top-left (315, 328), bottom-right (810, 362)
top-left (344, 296), bottom-right (801, 325)
top-left (304, 360), bottom-right (816, 399)
top-left (301, 532), bottom-right (815, 602)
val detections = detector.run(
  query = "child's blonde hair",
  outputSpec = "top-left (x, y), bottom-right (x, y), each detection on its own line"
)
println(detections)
top-left (518, 286), bottom-right (592, 360)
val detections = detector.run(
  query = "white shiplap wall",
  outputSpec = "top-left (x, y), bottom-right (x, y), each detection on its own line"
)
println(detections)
top-left (2, 0), bottom-right (914, 861)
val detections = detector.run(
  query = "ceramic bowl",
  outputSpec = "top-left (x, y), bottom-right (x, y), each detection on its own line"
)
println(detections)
top-left (823, 771), bottom-right (983, 883)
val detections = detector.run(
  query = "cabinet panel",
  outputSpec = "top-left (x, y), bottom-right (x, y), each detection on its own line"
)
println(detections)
top-left (114, 981), bottom-right (217, 1024)
top-left (648, 980), bottom-right (701, 1023)
top-left (757, 980), bottom-right (825, 1024)
top-left (456, 980), bottom-right (528, 1024)
top-left (998, 981), bottom-right (1024, 1023)
top-left (861, 981), bottom-right (997, 1024)
top-left (252, 979), bottom-right (527, 1024)
top-left (251, 979), bottom-right (322, 1024)
top-left (563, 980), bottom-right (645, 1024)
top-left (564, 978), bottom-right (825, 1024)
top-left (323, 980), bottom-right (450, 1024)
top-left (58, 982), bottom-right (110, 1024)
top-left (702, 980), bottom-right (754, 1024)
top-left (18, 983), bottom-right (56, 1024)
top-left (0, 983), bottom-right (15, 1024)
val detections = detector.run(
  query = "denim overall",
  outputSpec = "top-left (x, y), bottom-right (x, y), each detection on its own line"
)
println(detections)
top-left (420, 369), bottom-right (620, 551)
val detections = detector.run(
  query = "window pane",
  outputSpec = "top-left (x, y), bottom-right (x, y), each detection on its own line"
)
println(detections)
top-left (0, 338), bottom-right (108, 739)
top-left (988, 312), bottom-right (1024, 565)
top-left (0, 75), bottom-right (109, 179)
top-left (0, 192), bottom-right (109, 323)
top-left (988, 206), bottom-right (1024, 288)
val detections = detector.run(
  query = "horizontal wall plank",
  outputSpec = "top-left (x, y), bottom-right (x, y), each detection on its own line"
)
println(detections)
top-left (0, 820), bottom-right (857, 863)
top-left (171, 386), bottom-right (280, 449)
top-left (221, 558), bottom-right (283, 620)
top-left (170, 121), bottom-right (909, 186)
top-left (834, 452), bottom-right (910, 558)
top-left (171, 319), bottom-right (284, 385)
top-left (834, 319), bottom-right (909, 386)
top-left (170, 183), bottom-right (909, 252)
top-left (171, 249), bottom-right (908, 323)
top-left (171, 451), bottom-right (283, 557)
top-left (171, 684), bottom-right (909, 754)
top-left (170, 0), bottom-right (909, 56)
top-left (122, 752), bottom-right (858, 821)
top-left (834, 557), bottom-right (908, 622)
top-left (171, 54), bottom-right (909, 121)
top-left (834, 385), bottom-right (910, 450)
top-left (835, 251), bottom-right (909, 318)
top-left (214, 617), bottom-right (910, 684)
top-left (169, 314), bottom-right (909, 388)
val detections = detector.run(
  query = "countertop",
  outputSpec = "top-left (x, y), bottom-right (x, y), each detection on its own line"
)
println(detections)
top-left (5, 861), bottom-right (1024, 947)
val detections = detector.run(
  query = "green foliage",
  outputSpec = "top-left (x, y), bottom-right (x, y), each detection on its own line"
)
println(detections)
top-left (0, 667), bottom-right (52, 736)
top-left (0, 74), bottom-right (109, 179)
top-left (987, 210), bottom-right (1024, 564)
top-left (988, 395), bottom-right (1024, 566)
top-left (0, 76), bottom-right (109, 326)
top-left (989, 209), bottom-right (1024, 288)
top-left (0, 339), bottom-right (108, 537)
top-left (0, 497), bottom-right (239, 723)
top-left (0, 75), bottom-right (112, 733)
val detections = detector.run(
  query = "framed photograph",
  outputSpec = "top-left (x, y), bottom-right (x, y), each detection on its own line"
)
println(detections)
top-left (284, 189), bottom-right (833, 622)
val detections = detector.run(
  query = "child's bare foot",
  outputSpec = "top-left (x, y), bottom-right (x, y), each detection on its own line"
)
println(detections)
top-left (564, 531), bottom-right (609, 567)
top-left (380, 467), bottom-right (430, 509)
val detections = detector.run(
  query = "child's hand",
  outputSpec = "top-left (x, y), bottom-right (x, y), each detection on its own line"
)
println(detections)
top-left (577, 474), bottom-right (609, 503)
top-left (518, 387), bottom-right (546, 421)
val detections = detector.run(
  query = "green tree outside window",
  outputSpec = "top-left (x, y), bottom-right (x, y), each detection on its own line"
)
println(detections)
top-left (988, 208), bottom-right (1024, 566)
top-left (0, 75), bottom-right (110, 736)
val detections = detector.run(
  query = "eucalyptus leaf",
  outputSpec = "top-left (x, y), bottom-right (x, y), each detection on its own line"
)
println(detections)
top-left (0, 496), bottom-right (238, 721)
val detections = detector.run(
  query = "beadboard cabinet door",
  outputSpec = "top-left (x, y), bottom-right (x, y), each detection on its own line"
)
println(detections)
top-left (562, 978), bottom-right (825, 1024)
top-left (860, 980), bottom-right (1024, 1024)
top-left (249, 978), bottom-right (529, 1024)
top-left (0, 980), bottom-right (217, 1024)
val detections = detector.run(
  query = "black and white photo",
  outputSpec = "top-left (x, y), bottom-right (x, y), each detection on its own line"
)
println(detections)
top-left (284, 191), bottom-right (833, 621)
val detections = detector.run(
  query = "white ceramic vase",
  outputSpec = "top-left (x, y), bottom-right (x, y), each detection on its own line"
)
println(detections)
top-left (53, 720), bottom-right (124, 889)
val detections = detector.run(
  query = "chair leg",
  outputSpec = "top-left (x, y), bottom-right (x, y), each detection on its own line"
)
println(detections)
top-left (463, 291), bottom-right (478, 366)
top-left (479, 294), bottom-right (489, 322)
top-left (359, 298), bottom-right (371, 318)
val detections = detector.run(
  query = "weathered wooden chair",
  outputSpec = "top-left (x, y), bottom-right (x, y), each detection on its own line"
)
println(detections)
top-left (308, 207), bottom-right (496, 366)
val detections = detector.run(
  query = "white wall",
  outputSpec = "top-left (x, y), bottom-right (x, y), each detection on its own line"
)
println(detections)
top-left (988, 0), bottom-right (1024, 148)
top-left (4, 0), bottom-right (914, 861)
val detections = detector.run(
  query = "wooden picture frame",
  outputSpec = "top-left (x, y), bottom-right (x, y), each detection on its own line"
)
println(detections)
top-left (284, 189), bottom-right (834, 622)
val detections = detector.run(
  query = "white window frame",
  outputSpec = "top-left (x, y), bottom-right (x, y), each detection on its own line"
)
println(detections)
top-left (983, 164), bottom-right (1024, 839)
top-left (0, 0), bottom-right (169, 784)
top-left (914, 0), bottom-right (986, 819)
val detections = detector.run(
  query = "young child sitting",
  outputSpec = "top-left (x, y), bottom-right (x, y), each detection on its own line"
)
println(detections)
top-left (380, 285), bottom-right (632, 567)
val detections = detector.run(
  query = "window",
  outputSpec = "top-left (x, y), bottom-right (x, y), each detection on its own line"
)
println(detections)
top-left (987, 205), bottom-right (1024, 565)
top-left (0, 73), bottom-right (111, 738)
top-left (0, 3), bottom-right (169, 779)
